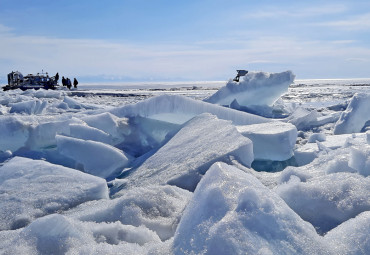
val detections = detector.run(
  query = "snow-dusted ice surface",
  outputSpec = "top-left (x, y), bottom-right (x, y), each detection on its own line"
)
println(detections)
top-left (122, 113), bottom-right (254, 191)
top-left (0, 76), bottom-right (370, 254)
top-left (173, 162), bottom-right (329, 254)
top-left (236, 121), bottom-right (297, 161)
top-left (334, 93), bottom-right (370, 134)
top-left (205, 70), bottom-right (295, 107)
top-left (0, 157), bottom-right (108, 231)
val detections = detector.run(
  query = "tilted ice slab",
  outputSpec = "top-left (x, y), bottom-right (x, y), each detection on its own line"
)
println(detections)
top-left (81, 112), bottom-right (130, 145)
top-left (236, 121), bottom-right (297, 161)
top-left (69, 123), bottom-right (113, 144)
top-left (276, 172), bottom-right (370, 235)
top-left (0, 116), bottom-right (30, 152)
top-left (204, 70), bottom-right (295, 107)
top-left (56, 135), bottom-right (131, 179)
top-left (9, 99), bottom-right (48, 115)
top-left (0, 157), bottom-right (108, 231)
top-left (324, 211), bottom-right (370, 255)
top-left (124, 113), bottom-right (254, 191)
top-left (173, 162), bottom-right (329, 254)
top-left (110, 94), bottom-right (270, 126)
top-left (334, 93), bottom-right (370, 134)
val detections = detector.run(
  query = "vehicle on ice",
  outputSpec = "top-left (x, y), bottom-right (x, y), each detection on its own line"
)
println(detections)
top-left (2, 71), bottom-right (59, 91)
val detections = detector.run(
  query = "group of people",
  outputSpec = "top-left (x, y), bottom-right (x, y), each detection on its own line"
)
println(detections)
top-left (55, 73), bottom-right (78, 89)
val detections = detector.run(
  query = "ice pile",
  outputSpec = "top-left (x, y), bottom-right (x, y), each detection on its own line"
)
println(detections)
top-left (0, 75), bottom-right (370, 254)
top-left (205, 70), bottom-right (295, 107)
top-left (123, 113), bottom-right (254, 191)
top-left (173, 162), bottom-right (329, 254)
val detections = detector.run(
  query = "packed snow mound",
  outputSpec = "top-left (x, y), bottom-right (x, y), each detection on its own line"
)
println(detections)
top-left (123, 113), bottom-right (254, 191)
top-left (67, 185), bottom-right (191, 241)
top-left (0, 157), bottom-right (108, 231)
top-left (204, 70), bottom-right (295, 107)
top-left (276, 172), bottom-right (370, 234)
top-left (110, 94), bottom-right (270, 125)
top-left (324, 211), bottom-right (370, 255)
top-left (334, 93), bottom-right (370, 134)
top-left (0, 214), bottom-right (165, 255)
top-left (236, 121), bottom-right (297, 161)
top-left (56, 135), bottom-right (131, 179)
top-left (173, 162), bottom-right (329, 254)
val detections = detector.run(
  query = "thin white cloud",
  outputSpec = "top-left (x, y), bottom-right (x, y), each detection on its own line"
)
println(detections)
top-left (314, 13), bottom-right (370, 30)
top-left (1, 25), bottom-right (370, 80)
top-left (246, 4), bottom-right (347, 19)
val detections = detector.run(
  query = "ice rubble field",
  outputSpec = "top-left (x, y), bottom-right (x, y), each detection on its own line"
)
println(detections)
top-left (0, 71), bottom-right (370, 254)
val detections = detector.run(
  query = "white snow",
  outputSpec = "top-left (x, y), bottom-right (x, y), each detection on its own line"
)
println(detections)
top-left (0, 157), bottom-right (108, 231)
top-left (173, 162), bottom-right (329, 254)
top-left (204, 70), bottom-right (295, 107)
top-left (324, 211), bottom-right (370, 255)
top-left (294, 133), bottom-right (367, 166)
top-left (276, 172), bottom-right (370, 234)
top-left (236, 121), bottom-right (297, 161)
top-left (67, 185), bottom-right (191, 241)
top-left (334, 93), bottom-right (370, 134)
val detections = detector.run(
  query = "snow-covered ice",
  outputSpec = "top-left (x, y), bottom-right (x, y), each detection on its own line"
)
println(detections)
top-left (173, 162), bottom-right (329, 254)
top-left (0, 75), bottom-right (370, 254)
top-left (110, 94), bottom-right (270, 125)
top-left (121, 113), bottom-right (254, 191)
top-left (0, 157), bottom-right (108, 231)
top-left (204, 70), bottom-right (295, 107)
top-left (334, 93), bottom-right (370, 134)
top-left (236, 121), bottom-right (297, 161)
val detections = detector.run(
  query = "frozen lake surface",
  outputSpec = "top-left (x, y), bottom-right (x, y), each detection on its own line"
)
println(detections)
top-left (1, 74), bottom-right (370, 254)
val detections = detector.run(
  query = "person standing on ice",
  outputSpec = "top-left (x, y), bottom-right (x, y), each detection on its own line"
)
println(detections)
top-left (62, 76), bottom-right (66, 86)
top-left (55, 72), bottom-right (59, 83)
top-left (73, 78), bottom-right (78, 89)
top-left (66, 78), bottom-right (72, 89)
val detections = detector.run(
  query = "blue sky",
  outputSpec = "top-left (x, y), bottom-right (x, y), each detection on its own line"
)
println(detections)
top-left (1, 0), bottom-right (370, 82)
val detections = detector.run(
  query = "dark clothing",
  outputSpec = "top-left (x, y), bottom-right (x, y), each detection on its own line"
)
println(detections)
top-left (66, 78), bottom-right (72, 89)
top-left (62, 77), bottom-right (66, 86)
top-left (73, 78), bottom-right (78, 88)
top-left (55, 72), bottom-right (59, 82)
